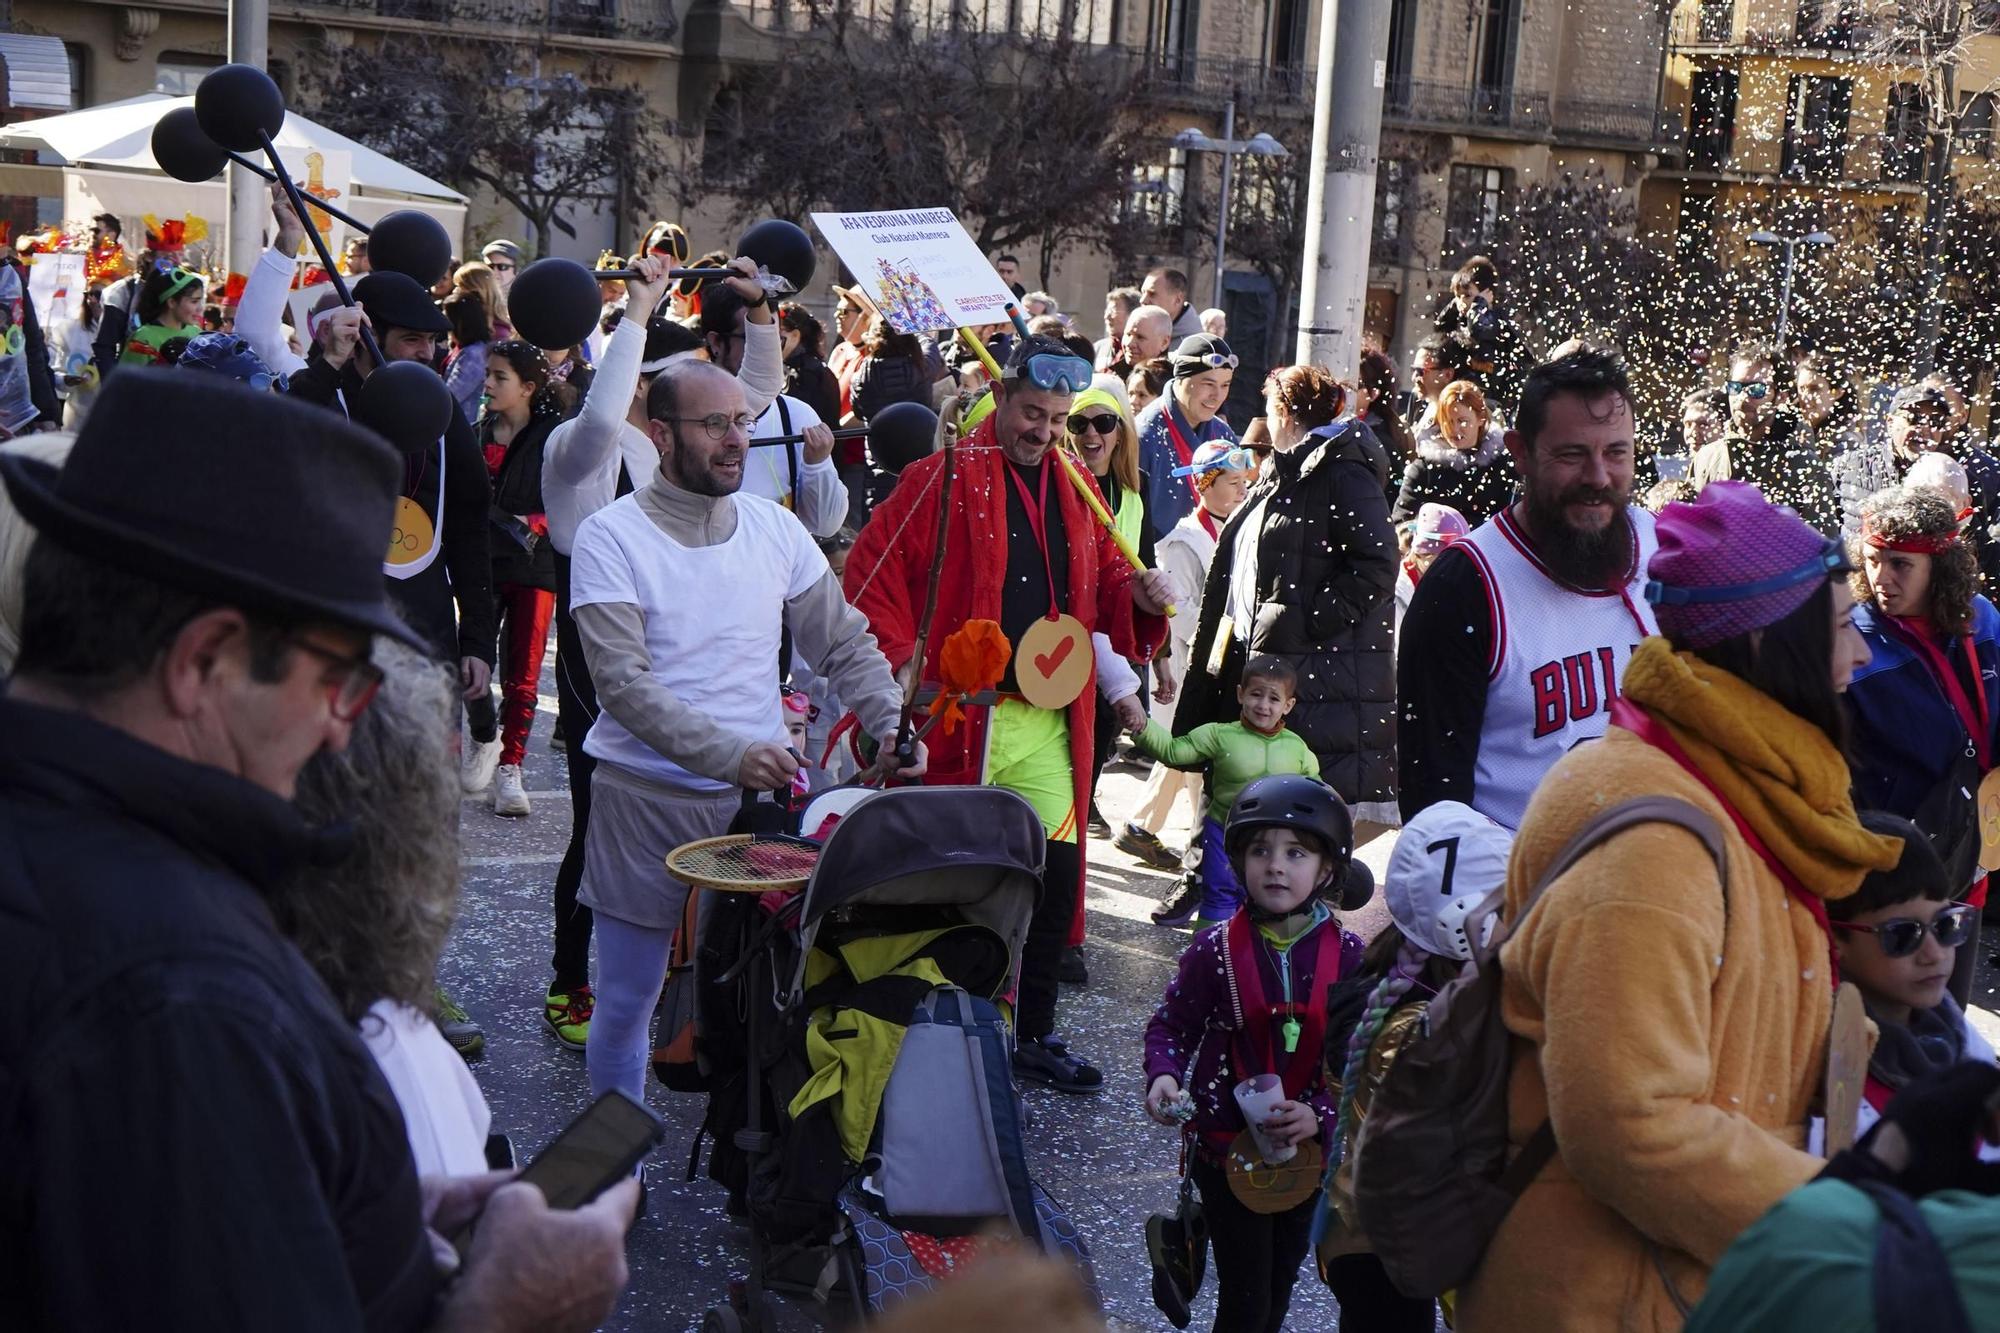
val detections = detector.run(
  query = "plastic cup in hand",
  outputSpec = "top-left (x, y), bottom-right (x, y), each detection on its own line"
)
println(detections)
top-left (1233, 1074), bottom-right (1294, 1165)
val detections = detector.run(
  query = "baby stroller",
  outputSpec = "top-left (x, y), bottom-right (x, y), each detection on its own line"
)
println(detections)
top-left (695, 785), bottom-right (1096, 1330)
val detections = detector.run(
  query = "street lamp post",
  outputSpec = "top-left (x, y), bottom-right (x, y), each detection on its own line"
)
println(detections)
top-left (1172, 102), bottom-right (1288, 312)
top-left (1748, 229), bottom-right (1835, 349)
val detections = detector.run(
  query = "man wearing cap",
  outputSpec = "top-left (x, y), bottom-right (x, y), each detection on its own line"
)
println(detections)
top-left (848, 334), bottom-right (1173, 1093)
top-left (532, 255), bottom-right (782, 1050)
top-left (0, 371), bottom-right (637, 1330)
top-left (235, 189), bottom-right (497, 727)
top-left (480, 239), bottom-right (522, 292)
top-left (1692, 340), bottom-right (1835, 532)
top-left (1135, 333), bottom-right (1240, 542)
top-left (1397, 349), bottom-right (1659, 831)
top-left (1832, 383), bottom-right (1953, 538)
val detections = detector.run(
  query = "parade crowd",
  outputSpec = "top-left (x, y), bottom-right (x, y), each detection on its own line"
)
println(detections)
top-left (4, 185), bottom-right (2000, 1333)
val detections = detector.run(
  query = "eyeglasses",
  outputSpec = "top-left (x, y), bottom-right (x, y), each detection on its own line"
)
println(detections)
top-left (1066, 411), bottom-right (1121, 437)
top-left (1830, 902), bottom-right (1977, 958)
top-left (1726, 379), bottom-right (1771, 399)
top-left (669, 412), bottom-right (757, 442)
top-left (1004, 352), bottom-right (1095, 394)
top-left (289, 636), bottom-right (384, 722)
top-left (1178, 351), bottom-right (1240, 371)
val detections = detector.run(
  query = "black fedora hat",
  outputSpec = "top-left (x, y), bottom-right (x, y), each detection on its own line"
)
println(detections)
top-left (355, 271), bottom-right (450, 336)
top-left (0, 369), bottom-right (425, 650)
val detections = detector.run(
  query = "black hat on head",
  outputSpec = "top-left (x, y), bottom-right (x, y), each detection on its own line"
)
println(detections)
top-left (0, 370), bottom-right (425, 650)
top-left (354, 271), bottom-right (450, 336)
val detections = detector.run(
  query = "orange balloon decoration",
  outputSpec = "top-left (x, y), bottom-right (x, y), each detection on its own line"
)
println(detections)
top-left (928, 618), bottom-right (1010, 737)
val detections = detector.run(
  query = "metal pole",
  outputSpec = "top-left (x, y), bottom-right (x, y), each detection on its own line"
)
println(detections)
top-left (1774, 240), bottom-right (1796, 350)
top-left (225, 0), bottom-right (271, 284)
top-left (1295, 0), bottom-right (1390, 372)
top-left (1212, 96), bottom-right (1236, 311)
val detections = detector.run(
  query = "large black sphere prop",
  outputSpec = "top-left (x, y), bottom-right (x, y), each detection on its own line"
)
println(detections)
top-left (194, 63), bottom-right (286, 154)
top-left (151, 107), bottom-right (229, 183)
top-left (507, 259), bottom-right (603, 353)
top-left (353, 360), bottom-right (455, 457)
top-left (367, 211), bottom-right (454, 289)
top-left (867, 400), bottom-right (939, 472)
top-left (738, 219), bottom-right (816, 295)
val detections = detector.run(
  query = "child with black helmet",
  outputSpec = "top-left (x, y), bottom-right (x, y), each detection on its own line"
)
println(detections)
top-left (1143, 773), bottom-right (1368, 1331)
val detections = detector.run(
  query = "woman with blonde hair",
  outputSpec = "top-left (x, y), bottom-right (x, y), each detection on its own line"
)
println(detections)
top-left (1391, 376), bottom-right (1514, 526)
top-left (451, 260), bottom-right (512, 338)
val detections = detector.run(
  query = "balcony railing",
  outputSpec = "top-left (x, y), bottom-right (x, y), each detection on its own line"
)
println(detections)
top-left (1697, 0), bottom-right (1733, 43)
top-left (282, 0), bottom-right (681, 41)
top-left (1552, 96), bottom-right (1680, 149)
top-left (1383, 78), bottom-right (1550, 134)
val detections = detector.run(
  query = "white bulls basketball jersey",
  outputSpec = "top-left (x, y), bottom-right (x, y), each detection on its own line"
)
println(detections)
top-left (1458, 505), bottom-right (1659, 830)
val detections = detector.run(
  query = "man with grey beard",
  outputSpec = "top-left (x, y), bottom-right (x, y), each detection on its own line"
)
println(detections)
top-left (1396, 349), bottom-right (1661, 829)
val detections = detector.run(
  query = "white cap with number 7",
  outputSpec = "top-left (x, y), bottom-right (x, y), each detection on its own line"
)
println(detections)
top-left (1385, 801), bottom-right (1514, 961)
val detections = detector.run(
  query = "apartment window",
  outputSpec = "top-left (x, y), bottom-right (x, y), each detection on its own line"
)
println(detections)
top-left (1474, 0), bottom-right (1519, 94)
top-left (1875, 205), bottom-right (1912, 287)
top-left (1688, 68), bottom-right (1738, 171)
top-left (1128, 151), bottom-right (1187, 236)
top-left (1697, 0), bottom-right (1733, 43)
top-left (1161, 0), bottom-right (1200, 66)
top-left (1781, 75), bottom-right (1850, 181)
top-left (1385, 0), bottom-right (1416, 92)
top-left (1959, 91), bottom-right (1996, 160)
top-left (1796, 0), bottom-right (1863, 49)
top-left (1270, 0), bottom-right (1308, 69)
top-left (1881, 83), bottom-right (1927, 182)
top-left (1444, 164), bottom-right (1509, 265)
top-left (1372, 157), bottom-right (1411, 261)
top-left (1676, 192), bottom-right (1717, 263)
top-left (154, 54), bottom-right (221, 96)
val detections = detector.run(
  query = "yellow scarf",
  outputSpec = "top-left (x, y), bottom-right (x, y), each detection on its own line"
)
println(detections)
top-left (1621, 636), bottom-right (1902, 900)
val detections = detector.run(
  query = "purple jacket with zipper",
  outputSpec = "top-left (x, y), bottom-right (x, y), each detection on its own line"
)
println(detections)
top-left (1144, 913), bottom-right (1362, 1153)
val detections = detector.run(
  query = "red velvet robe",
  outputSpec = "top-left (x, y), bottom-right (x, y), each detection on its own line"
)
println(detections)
top-left (846, 417), bottom-right (1166, 935)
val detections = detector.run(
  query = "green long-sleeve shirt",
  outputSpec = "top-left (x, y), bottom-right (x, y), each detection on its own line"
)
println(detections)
top-left (1134, 719), bottom-right (1320, 823)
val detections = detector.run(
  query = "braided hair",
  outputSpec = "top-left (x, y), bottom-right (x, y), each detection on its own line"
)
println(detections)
top-left (1327, 929), bottom-right (1429, 1173)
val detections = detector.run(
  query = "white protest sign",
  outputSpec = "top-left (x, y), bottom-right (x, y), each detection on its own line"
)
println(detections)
top-left (27, 252), bottom-right (85, 329)
top-left (810, 208), bottom-right (1016, 334)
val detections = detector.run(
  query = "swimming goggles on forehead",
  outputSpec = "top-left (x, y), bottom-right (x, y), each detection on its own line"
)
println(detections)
top-left (1170, 446), bottom-right (1257, 477)
top-left (1004, 352), bottom-right (1095, 394)
top-left (1175, 350), bottom-right (1240, 371)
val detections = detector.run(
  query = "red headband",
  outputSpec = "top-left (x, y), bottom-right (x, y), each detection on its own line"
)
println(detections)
top-left (1862, 514), bottom-right (1960, 554)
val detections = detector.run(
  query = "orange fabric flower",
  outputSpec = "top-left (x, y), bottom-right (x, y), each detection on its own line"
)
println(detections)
top-left (928, 619), bottom-right (1010, 736)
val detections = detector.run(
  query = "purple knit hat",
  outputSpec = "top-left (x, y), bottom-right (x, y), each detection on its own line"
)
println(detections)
top-left (1644, 480), bottom-right (1846, 649)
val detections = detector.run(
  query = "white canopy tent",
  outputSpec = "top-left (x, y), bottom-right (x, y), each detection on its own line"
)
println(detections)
top-left (0, 93), bottom-right (467, 256)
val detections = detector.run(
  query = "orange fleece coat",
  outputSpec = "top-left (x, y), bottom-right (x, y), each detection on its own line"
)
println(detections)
top-left (1457, 726), bottom-right (1841, 1332)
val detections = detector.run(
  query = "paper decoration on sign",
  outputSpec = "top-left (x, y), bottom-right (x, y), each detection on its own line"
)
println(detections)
top-left (810, 209), bottom-right (1016, 334)
top-left (27, 252), bottom-right (85, 330)
top-left (271, 147), bottom-right (352, 258)
top-left (1014, 613), bottom-right (1091, 711)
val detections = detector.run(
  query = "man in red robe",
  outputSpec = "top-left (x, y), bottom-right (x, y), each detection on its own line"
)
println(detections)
top-left (848, 335), bottom-right (1170, 1092)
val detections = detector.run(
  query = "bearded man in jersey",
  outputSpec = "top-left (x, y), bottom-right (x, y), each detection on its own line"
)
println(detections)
top-left (1396, 349), bottom-right (1659, 829)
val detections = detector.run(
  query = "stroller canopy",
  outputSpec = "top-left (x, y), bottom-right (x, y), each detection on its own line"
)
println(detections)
top-left (798, 785), bottom-right (1045, 927)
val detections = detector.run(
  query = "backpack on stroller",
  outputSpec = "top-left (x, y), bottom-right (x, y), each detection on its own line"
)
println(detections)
top-left (694, 785), bottom-right (1097, 1331)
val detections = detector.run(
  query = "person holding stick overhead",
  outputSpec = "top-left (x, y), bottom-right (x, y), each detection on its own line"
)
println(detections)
top-left (846, 333), bottom-right (1174, 1093)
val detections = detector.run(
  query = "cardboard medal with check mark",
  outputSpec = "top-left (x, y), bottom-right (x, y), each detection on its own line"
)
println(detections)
top-left (1015, 613), bottom-right (1091, 711)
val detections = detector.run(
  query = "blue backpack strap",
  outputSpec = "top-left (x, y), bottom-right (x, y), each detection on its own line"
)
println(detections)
top-left (934, 990), bottom-right (1046, 1248)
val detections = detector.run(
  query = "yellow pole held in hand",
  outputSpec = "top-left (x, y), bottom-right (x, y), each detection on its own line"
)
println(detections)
top-left (954, 326), bottom-right (1175, 618)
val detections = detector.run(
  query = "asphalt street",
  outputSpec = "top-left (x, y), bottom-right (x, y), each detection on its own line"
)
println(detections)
top-left (442, 662), bottom-right (2000, 1331)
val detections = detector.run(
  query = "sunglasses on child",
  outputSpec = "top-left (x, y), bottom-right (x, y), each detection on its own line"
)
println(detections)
top-left (1066, 411), bottom-right (1121, 437)
top-left (1830, 902), bottom-right (1977, 958)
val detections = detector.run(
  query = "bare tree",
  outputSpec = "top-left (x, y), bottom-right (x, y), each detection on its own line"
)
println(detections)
top-left (700, 25), bottom-right (1150, 285)
top-left (299, 34), bottom-right (682, 258)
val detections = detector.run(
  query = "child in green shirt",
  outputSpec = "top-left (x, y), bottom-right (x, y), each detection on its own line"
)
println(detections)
top-left (1129, 654), bottom-right (1320, 924)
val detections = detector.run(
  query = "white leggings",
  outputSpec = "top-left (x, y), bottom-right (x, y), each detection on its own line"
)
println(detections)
top-left (586, 911), bottom-right (677, 1105)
